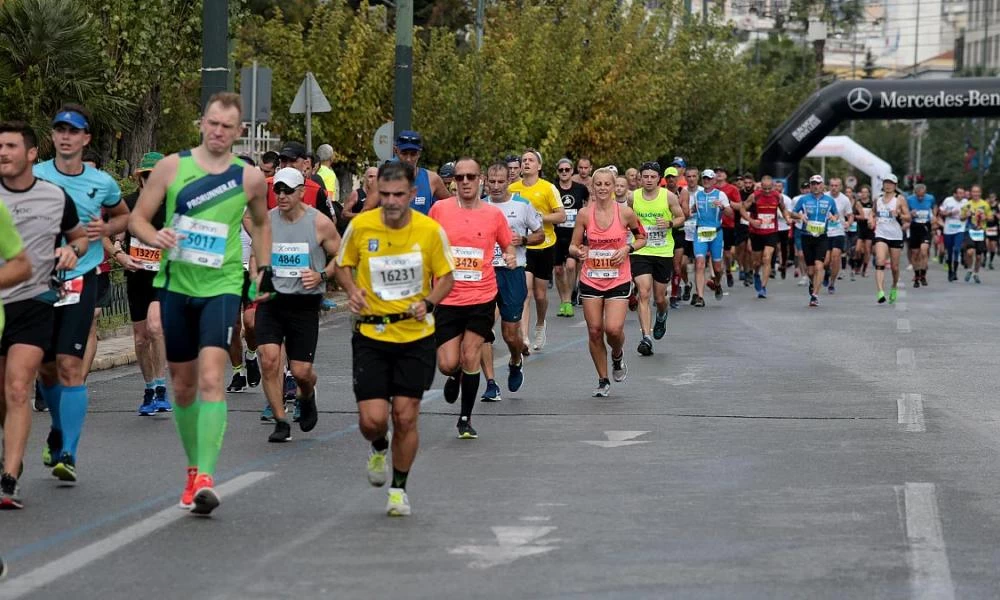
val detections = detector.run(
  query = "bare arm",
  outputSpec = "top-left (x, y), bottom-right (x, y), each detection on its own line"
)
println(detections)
top-left (667, 193), bottom-right (685, 227)
top-left (244, 167), bottom-right (272, 272)
top-left (129, 155), bottom-right (178, 249)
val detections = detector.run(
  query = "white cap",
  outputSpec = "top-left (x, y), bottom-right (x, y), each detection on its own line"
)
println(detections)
top-left (701, 169), bottom-right (716, 179)
top-left (809, 174), bottom-right (824, 184)
top-left (316, 144), bottom-right (334, 161)
top-left (273, 167), bottom-right (305, 189)
top-left (884, 173), bottom-right (898, 183)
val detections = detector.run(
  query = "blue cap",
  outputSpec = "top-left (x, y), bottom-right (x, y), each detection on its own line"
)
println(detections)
top-left (395, 130), bottom-right (422, 151)
top-left (52, 110), bottom-right (89, 130)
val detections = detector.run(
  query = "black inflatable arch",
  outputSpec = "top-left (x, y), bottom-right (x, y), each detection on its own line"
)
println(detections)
top-left (759, 77), bottom-right (1000, 187)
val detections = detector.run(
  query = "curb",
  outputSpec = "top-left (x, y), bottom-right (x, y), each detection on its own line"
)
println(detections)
top-left (89, 297), bottom-right (349, 373)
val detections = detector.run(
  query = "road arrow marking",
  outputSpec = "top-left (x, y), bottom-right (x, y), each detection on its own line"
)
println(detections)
top-left (449, 526), bottom-right (558, 569)
top-left (582, 430), bottom-right (650, 448)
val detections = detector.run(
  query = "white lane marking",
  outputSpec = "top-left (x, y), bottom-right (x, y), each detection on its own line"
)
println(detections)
top-left (897, 318), bottom-right (911, 333)
top-left (582, 430), bottom-right (650, 448)
top-left (897, 348), bottom-right (916, 369)
top-left (904, 483), bottom-right (955, 600)
top-left (0, 472), bottom-right (273, 600)
top-left (519, 516), bottom-right (552, 522)
top-left (898, 290), bottom-right (909, 298)
top-left (449, 526), bottom-right (559, 569)
top-left (896, 302), bottom-right (909, 312)
top-left (536, 503), bottom-right (567, 507)
top-left (656, 372), bottom-right (698, 386)
top-left (571, 320), bottom-right (587, 328)
top-left (897, 393), bottom-right (926, 432)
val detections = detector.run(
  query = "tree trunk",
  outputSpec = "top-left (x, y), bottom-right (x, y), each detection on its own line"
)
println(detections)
top-left (119, 86), bottom-right (162, 174)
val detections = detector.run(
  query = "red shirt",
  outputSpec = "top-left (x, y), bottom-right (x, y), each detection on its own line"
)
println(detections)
top-left (748, 189), bottom-right (781, 235)
top-left (720, 183), bottom-right (740, 228)
top-left (429, 199), bottom-right (512, 306)
top-left (267, 177), bottom-right (332, 221)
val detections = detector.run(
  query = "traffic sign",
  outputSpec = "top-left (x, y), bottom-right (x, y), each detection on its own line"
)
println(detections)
top-left (290, 72), bottom-right (331, 114)
top-left (374, 121), bottom-right (394, 162)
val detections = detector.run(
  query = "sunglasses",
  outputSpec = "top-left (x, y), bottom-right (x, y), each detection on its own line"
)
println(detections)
top-left (274, 183), bottom-right (302, 195)
top-left (453, 173), bottom-right (479, 182)
top-left (397, 135), bottom-right (421, 145)
top-left (557, 167), bottom-right (572, 173)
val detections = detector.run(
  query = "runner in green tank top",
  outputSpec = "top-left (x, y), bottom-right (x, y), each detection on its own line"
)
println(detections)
top-left (129, 92), bottom-right (271, 516)
top-left (629, 162), bottom-right (685, 357)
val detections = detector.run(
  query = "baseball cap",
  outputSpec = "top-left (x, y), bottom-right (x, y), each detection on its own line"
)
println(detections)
top-left (438, 162), bottom-right (455, 178)
top-left (664, 167), bottom-right (679, 177)
top-left (671, 156), bottom-right (686, 168)
top-left (809, 174), bottom-right (824, 184)
top-left (135, 152), bottom-right (164, 173)
top-left (52, 110), bottom-right (89, 130)
top-left (278, 142), bottom-right (307, 160)
top-left (395, 130), bottom-right (422, 152)
top-left (273, 167), bottom-right (305, 189)
top-left (316, 144), bottom-right (334, 161)
top-left (701, 169), bottom-right (716, 179)
top-left (884, 173), bottom-right (898, 183)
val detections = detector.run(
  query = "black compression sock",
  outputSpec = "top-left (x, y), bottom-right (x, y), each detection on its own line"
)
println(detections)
top-left (392, 468), bottom-right (409, 490)
top-left (371, 435), bottom-right (389, 452)
top-left (460, 370), bottom-right (481, 419)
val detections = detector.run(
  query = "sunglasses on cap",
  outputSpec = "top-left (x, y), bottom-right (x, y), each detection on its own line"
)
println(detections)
top-left (396, 134), bottom-right (421, 145)
top-left (274, 183), bottom-right (302, 195)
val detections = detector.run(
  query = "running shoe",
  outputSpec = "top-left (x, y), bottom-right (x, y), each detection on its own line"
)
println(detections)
top-left (571, 287), bottom-right (581, 306)
top-left (52, 453), bottom-right (76, 483)
top-left (877, 290), bottom-right (886, 304)
top-left (612, 354), bottom-right (628, 382)
top-left (797, 276), bottom-right (808, 286)
top-left (828, 285), bottom-right (835, 295)
top-left (780, 267), bottom-right (787, 280)
top-left (753, 272), bottom-right (762, 292)
top-left (522, 338), bottom-right (531, 357)
top-left (32, 379), bottom-right (47, 412)
top-left (913, 278), bottom-right (920, 288)
top-left (268, 419), bottom-right (292, 443)
top-left (190, 474), bottom-right (220, 516)
top-left (822, 276), bottom-right (829, 288)
top-left (563, 302), bottom-right (574, 318)
top-left (138, 388), bottom-right (156, 416)
top-left (179, 467), bottom-right (197, 510)
top-left (682, 284), bottom-right (691, 301)
top-left (226, 372), bottom-right (247, 393)
top-left (367, 445), bottom-right (388, 487)
top-left (444, 374), bottom-right (461, 404)
top-left (652, 311), bottom-right (668, 340)
top-left (297, 391), bottom-right (318, 432)
top-left (386, 487), bottom-right (411, 517)
top-left (42, 429), bottom-right (62, 468)
top-left (321, 297), bottom-right (337, 310)
top-left (850, 271), bottom-right (856, 282)
top-left (889, 287), bottom-right (898, 304)
top-left (808, 295), bottom-right (819, 308)
top-left (693, 295), bottom-right (705, 308)
top-left (457, 417), bottom-right (478, 440)
top-left (593, 378), bottom-right (611, 397)
top-left (533, 323), bottom-right (547, 351)
top-left (965, 270), bottom-right (973, 283)
top-left (260, 403), bottom-right (275, 423)
top-left (154, 386), bottom-right (172, 412)
top-left (689, 290), bottom-right (698, 305)
top-left (246, 357), bottom-right (262, 387)
top-left (757, 287), bottom-right (767, 299)
top-left (742, 272), bottom-right (751, 287)
top-left (283, 373), bottom-right (296, 401)
top-left (974, 274), bottom-right (982, 284)
top-left (921, 274), bottom-right (929, 286)
top-left (669, 298), bottom-right (679, 310)
top-left (637, 336), bottom-right (653, 357)
top-left (726, 272), bottom-right (734, 288)
top-left (738, 270), bottom-right (746, 282)
top-left (481, 379), bottom-right (501, 402)
top-left (714, 284), bottom-right (723, 301)
top-left (0, 473), bottom-right (22, 510)
top-left (507, 362), bottom-right (524, 393)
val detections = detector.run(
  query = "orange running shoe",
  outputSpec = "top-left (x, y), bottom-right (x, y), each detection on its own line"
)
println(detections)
top-left (178, 467), bottom-right (197, 510)
top-left (189, 473), bottom-right (220, 516)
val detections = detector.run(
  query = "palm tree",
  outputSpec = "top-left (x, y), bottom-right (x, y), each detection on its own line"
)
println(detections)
top-left (0, 0), bottom-right (131, 153)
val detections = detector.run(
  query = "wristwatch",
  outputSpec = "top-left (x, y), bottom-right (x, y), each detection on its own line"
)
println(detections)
top-left (423, 299), bottom-right (435, 313)
top-left (320, 271), bottom-right (329, 282)
top-left (70, 243), bottom-right (82, 257)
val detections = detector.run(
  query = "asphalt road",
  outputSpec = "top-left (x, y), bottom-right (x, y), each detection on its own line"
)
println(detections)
top-left (3, 260), bottom-right (1000, 599)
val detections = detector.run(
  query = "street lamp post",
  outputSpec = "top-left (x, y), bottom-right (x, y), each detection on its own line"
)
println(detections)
top-left (393, 0), bottom-right (414, 133)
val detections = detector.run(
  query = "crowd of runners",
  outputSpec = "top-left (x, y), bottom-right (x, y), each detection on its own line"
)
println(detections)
top-left (0, 95), bottom-right (994, 520)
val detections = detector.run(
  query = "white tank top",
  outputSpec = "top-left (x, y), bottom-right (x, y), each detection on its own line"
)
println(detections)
top-left (875, 195), bottom-right (903, 241)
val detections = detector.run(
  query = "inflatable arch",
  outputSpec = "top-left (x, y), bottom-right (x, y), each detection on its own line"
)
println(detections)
top-left (805, 136), bottom-right (892, 193)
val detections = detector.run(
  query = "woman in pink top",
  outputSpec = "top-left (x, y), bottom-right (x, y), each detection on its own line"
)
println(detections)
top-left (569, 168), bottom-right (646, 397)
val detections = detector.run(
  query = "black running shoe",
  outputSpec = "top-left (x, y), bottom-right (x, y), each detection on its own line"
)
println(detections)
top-left (457, 417), bottom-right (478, 439)
top-left (43, 429), bottom-right (62, 468)
top-left (0, 473), bottom-right (22, 510)
top-left (268, 419), bottom-right (292, 443)
top-left (246, 357), bottom-right (262, 387)
top-left (682, 284), bottom-right (692, 301)
top-left (444, 373), bottom-right (461, 404)
top-left (693, 295), bottom-right (705, 307)
top-left (297, 391), bottom-right (318, 433)
top-left (637, 336), bottom-right (653, 356)
top-left (226, 372), bottom-right (248, 393)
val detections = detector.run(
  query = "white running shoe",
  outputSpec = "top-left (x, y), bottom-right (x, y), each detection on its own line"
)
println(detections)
top-left (386, 487), bottom-right (411, 516)
top-left (367, 445), bottom-right (389, 487)
top-left (533, 323), bottom-right (547, 351)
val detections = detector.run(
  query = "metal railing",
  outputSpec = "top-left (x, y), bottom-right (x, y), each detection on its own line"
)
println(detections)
top-left (96, 264), bottom-right (131, 335)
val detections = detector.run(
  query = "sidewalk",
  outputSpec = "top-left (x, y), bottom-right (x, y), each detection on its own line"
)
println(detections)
top-left (91, 292), bottom-right (348, 372)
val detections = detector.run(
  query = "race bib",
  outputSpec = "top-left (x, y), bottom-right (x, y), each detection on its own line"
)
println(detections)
top-left (826, 218), bottom-right (844, 236)
top-left (559, 209), bottom-right (577, 228)
top-left (586, 249), bottom-right (619, 279)
top-left (169, 215), bottom-right (228, 269)
top-left (696, 226), bottom-right (717, 242)
top-left (129, 236), bottom-right (162, 272)
top-left (54, 276), bottom-right (84, 307)
top-left (452, 246), bottom-right (484, 282)
top-left (684, 219), bottom-right (697, 236)
top-left (491, 243), bottom-right (505, 267)
top-left (914, 209), bottom-right (930, 223)
top-left (757, 214), bottom-right (776, 232)
top-left (862, 207), bottom-right (872, 219)
top-left (646, 225), bottom-right (667, 247)
top-left (969, 229), bottom-right (986, 242)
top-left (806, 221), bottom-right (825, 237)
top-left (272, 242), bottom-right (309, 278)
top-left (944, 221), bottom-right (965, 235)
top-left (849, 221), bottom-right (858, 233)
top-left (370, 252), bottom-right (423, 300)
top-left (987, 227), bottom-right (999, 236)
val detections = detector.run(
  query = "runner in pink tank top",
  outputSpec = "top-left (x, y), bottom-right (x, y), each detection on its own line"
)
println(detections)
top-left (569, 168), bottom-right (646, 397)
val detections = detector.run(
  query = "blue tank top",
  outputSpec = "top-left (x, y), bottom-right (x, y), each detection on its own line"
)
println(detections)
top-left (411, 167), bottom-right (434, 215)
top-left (693, 189), bottom-right (727, 229)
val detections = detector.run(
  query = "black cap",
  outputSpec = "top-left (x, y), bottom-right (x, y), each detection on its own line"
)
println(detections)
top-left (278, 141), bottom-right (307, 160)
